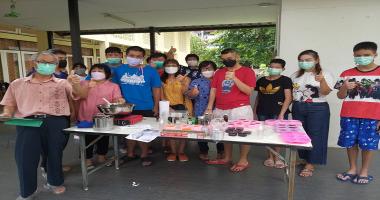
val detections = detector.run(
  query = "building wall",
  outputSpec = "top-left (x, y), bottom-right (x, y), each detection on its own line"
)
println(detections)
top-left (279, 0), bottom-right (380, 147)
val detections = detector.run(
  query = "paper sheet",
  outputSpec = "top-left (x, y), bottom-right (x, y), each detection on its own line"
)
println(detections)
top-left (126, 130), bottom-right (160, 143)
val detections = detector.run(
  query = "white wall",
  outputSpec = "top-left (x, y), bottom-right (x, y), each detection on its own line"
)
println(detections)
top-left (279, 0), bottom-right (380, 147)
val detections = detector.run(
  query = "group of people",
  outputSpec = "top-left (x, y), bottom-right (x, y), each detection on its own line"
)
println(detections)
top-left (0, 41), bottom-right (379, 200)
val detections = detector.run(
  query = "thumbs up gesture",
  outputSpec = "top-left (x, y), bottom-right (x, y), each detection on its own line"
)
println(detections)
top-left (67, 70), bottom-right (81, 85)
top-left (315, 72), bottom-right (325, 82)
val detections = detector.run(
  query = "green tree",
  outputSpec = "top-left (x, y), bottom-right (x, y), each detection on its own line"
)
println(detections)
top-left (190, 27), bottom-right (276, 68)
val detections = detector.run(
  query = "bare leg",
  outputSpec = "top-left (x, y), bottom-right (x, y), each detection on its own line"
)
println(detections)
top-left (359, 150), bottom-right (374, 177)
top-left (237, 144), bottom-right (250, 165)
top-left (169, 140), bottom-right (177, 154)
top-left (336, 146), bottom-right (359, 180)
top-left (127, 140), bottom-right (136, 157)
top-left (178, 140), bottom-right (186, 154)
top-left (222, 143), bottom-right (233, 162)
top-left (138, 142), bottom-right (149, 158)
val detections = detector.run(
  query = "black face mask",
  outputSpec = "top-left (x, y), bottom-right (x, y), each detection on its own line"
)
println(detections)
top-left (58, 60), bottom-right (67, 68)
top-left (222, 59), bottom-right (237, 68)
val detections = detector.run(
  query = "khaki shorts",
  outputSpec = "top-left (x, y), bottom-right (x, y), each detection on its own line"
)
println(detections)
top-left (213, 105), bottom-right (253, 121)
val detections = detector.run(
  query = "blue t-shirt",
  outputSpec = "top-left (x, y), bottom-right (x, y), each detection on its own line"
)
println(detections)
top-left (113, 64), bottom-right (161, 110)
top-left (189, 77), bottom-right (211, 117)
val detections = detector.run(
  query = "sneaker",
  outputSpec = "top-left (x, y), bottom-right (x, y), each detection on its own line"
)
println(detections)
top-left (178, 153), bottom-right (189, 162)
top-left (166, 153), bottom-right (177, 162)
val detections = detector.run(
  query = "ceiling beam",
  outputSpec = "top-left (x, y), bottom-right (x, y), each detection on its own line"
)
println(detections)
top-left (55, 22), bottom-right (275, 36)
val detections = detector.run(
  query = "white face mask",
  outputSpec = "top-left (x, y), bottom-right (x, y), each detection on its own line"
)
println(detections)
top-left (202, 70), bottom-right (214, 78)
top-left (165, 67), bottom-right (178, 74)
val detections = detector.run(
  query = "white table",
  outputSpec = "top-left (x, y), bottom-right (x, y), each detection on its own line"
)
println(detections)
top-left (64, 117), bottom-right (312, 200)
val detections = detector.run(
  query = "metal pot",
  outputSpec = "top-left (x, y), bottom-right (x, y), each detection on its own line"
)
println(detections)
top-left (97, 103), bottom-right (135, 115)
top-left (93, 114), bottom-right (114, 131)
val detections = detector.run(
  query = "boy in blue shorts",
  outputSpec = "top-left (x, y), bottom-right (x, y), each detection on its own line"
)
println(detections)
top-left (335, 41), bottom-right (380, 184)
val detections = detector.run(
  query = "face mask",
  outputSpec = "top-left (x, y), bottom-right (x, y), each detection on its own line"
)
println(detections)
top-left (202, 70), bottom-right (215, 78)
top-left (223, 59), bottom-right (237, 68)
top-left (267, 68), bottom-right (283, 76)
top-left (75, 68), bottom-right (86, 75)
top-left (187, 60), bottom-right (198, 67)
top-left (165, 67), bottom-right (178, 74)
top-left (58, 60), bottom-right (67, 68)
top-left (36, 63), bottom-right (57, 75)
top-left (127, 57), bottom-right (142, 66)
top-left (91, 72), bottom-right (106, 80)
top-left (107, 57), bottom-right (122, 64)
top-left (298, 61), bottom-right (315, 70)
top-left (354, 56), bottom-right (374, 66)
top-left (153, 61), bottom-right (164, 68)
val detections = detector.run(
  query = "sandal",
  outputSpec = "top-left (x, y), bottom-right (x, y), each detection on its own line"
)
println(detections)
top-left (86, 160), bottom-right (95, 170)
top-left (352, 175), bottom-right (374, 185)
top-left (274, 159), bottom-right (287, 169)
top-left (336, 172), bottom-right (357, 182)
top-left (299, 168), bottom-right (314, 177)
top-left (206, 159), bottom-right (232, 166)
top-left (43, 184), bottom-right (66, 195)
top-left (141, 157), bottom-right (153, 167)
top-left (263, 159), bottom-right (275, 167)
top-left (230, 162), bottom-right (250, 173)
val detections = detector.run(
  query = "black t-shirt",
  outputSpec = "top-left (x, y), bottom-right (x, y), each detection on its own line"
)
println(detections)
top-left (255, 76), bottom-right (293, 116)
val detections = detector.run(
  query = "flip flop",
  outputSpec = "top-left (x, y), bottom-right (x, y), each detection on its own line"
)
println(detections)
top-left (352, 175), bottom-right (374, 185)
top-left (336, 172), bottom-right (357, 182)
top-left (206, 159), bottom-right (232, 166)
top-left (141, 157), bottom-right (153, 167)
top-left (299, 168), bottom-right (314, 177)
top-left (263, 159), bottom-right (275, 167)
top-left (274, 159), bottom-right (287, 169)
top-left (230, 162), bottom-right (250, 173)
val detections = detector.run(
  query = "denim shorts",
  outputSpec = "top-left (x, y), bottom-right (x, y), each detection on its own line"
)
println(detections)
top-left (338, 117), bottom-right (380, 150)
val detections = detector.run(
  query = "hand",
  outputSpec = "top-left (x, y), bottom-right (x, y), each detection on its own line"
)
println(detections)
top-left (88, 79), bottom-right (97, 88)
top-left (117, 98), bottom-right (126, 104)
top-left (204, 108), bottom-right (212, 115)
top-left (189, 87), bottom-right (200, 97)
top-left (67, 71), bottom-right (81, 85)
top-left (153, 105), bottom-right (159, 117)
top-left (343, 79), bottom-right (357, 90)
top-left (176, 75), bottom-right (186, 82)
top-left (70, 113), bottom-right (77, 123)
top-left (166, 46), bottom-right (177, 59)
top-left (315, 73), bottom-right (325, 82)
top-left (377, 121), bottom-right (380, 132)
top-left (278, 114), bottom-right (284, 120)
top-left (225, 71), bottom-right (235, 80)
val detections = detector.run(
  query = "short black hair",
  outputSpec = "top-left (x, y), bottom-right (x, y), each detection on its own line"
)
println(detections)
top-left (270, 58), bottom-right (286, 68)
top-left (126, 46), bottom-right (146, 57)
top-left (199, 61), bottom-right (217, 71)
top-left (353, 41), bottom-right (378, 52)
top-left (89, 63), bottom-right (112, 80)
top-left (185, 54), bottom-right (199, 61)
top-left (105, 47), bottom-right (122, 54)
top-left (73, 62), bottom-right (86, 69)
top-left (48, 48), bottom-right (67, 55)
top-left (151, 52), bottom-right (167, 60)
top-left (221, 48), bottom-right (237, 55)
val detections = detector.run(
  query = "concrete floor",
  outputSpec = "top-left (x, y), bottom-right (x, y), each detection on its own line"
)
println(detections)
top-left (0, 124), bottom-right (379, 200)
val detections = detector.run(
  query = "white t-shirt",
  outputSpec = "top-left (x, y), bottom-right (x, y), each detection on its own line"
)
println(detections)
top-left (290, 70), bottom-right (335, 103)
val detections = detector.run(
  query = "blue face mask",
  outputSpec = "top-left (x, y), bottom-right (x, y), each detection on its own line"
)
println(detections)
top-left (36, 63), bottom-right (56, 75)
top-left (107, 57), bottom-right (122, 64)
top-left (127, 57), bottom-right (142, 66)
top-left (267, 68), bottom-right (283, 75)
top-left (298, 61), bottom-right (315, 70)
top-left (354, 56), bottom-right (374, 66)
top-left (153, 61), bottom-right (164, 68)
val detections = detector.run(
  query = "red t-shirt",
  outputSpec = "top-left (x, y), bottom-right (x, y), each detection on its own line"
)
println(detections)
top-left (211, 66), bottom-right (256, 110)
top-left (334, 66), bottom-right (380, 120)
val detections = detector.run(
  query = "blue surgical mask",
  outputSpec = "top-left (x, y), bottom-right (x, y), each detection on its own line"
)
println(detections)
top-left (127, 57), bottom-right (142, 66)
top-left (107, 57), bottom-right (122, 64)
top-left (153, 61), bottom-right (164, 68)
top-left (298, 61), bottom-right (315, 70)
top-left (354, 56), bottom-right (374, 66)
top-left (267, 68), bottom-right (283, 75)
top-left (36, 63), bottom-right (56, 75)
